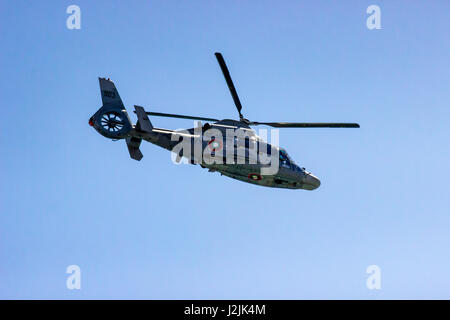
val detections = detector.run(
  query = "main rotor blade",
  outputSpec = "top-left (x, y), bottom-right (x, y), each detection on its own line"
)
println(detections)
top-left (142, 111), bottom-right (219, 122)
top-left (251, 122), bottom-right (360, 128)
top-left (215, 52), bottom-right (244, 120)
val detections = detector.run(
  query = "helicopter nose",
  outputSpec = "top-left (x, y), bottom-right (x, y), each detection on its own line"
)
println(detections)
top-left (303, 173), bottom-right (321, 190)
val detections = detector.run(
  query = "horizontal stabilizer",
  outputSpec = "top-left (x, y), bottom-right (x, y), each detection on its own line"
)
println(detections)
top-left (134, 105), bottom-right (153, 133)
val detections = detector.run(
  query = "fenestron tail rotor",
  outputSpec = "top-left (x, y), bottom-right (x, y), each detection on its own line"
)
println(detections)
top-left (100, 111), bottom-right (125, 133)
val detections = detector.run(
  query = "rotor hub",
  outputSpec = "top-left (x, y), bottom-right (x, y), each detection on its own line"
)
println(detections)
top-left (100, 111), bottom-right (124, 133)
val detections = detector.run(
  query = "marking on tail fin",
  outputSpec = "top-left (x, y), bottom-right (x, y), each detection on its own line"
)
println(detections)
top-left (99, 77), bottom-right (124, 108)
top-left (102, 90), bottom-right (116, 98)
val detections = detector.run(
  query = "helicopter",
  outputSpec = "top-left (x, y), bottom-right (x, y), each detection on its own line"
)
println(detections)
top-left (89, 52), bottom-right (359, 190)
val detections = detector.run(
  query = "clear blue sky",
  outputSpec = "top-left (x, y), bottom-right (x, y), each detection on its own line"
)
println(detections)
top-left (1, 0), bottom-right (449, 299)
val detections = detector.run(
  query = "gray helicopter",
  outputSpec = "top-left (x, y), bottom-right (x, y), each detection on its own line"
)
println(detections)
top-left (89, 52), bottom-right (359, 190)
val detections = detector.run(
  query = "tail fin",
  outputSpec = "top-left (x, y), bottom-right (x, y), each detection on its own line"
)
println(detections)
top-left (99, 77), bottom-right (125, 109)
top-left (89, 78), bottom-right (133, 140)
top-left (89, 78), bottom-right (152, 161)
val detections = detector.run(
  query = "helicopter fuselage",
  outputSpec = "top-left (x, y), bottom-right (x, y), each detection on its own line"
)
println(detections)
top-left (131, 119), bottom-right (321, 190)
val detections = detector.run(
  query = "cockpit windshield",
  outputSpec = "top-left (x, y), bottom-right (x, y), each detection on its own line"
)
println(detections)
top-left (279, 148), bottom-right (295, 163)
top-left (279, 148), bottom-right (303, 172)
top-left (279, 148), bottom-right (293, 166)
